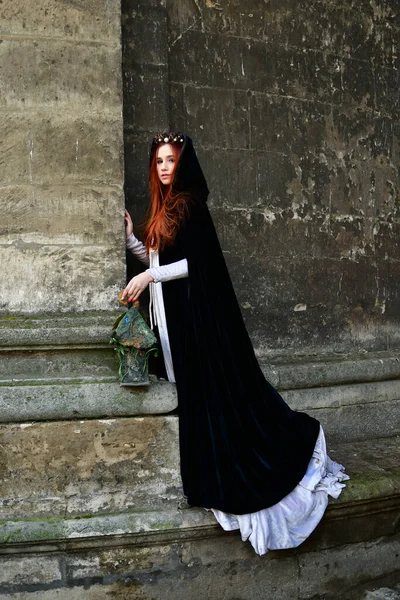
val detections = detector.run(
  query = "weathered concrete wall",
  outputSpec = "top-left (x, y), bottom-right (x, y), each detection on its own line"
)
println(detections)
top-left (123, 0), bottom-right (400, 354)
top-left (0, 1), bottom-right (125, 314)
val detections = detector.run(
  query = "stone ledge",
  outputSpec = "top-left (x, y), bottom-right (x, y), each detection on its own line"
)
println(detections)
top-left (0, 313), bottom-right (119, 348)
top-left (0, 378), bottom-right (177, 421)
top-left (0, 436), bottom-right (398, 555)
top-left (1, 374), bottom-right (399, 438)
top-left (2, 314), bottom-right (400, 386)
top-left (1, 314), bottom-right (400, 425)
top-left (260, 350), bottom-right (400, 390)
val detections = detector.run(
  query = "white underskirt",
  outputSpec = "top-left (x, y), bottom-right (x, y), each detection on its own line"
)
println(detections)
top-left (210, 426), bottom-right (349, 556)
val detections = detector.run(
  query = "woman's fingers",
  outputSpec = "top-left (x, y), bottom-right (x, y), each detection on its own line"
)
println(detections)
top-left (122, 273), bottom-right (152, 302)
top-left (122, 283), bottom-right (141, 302)
top-left (127, 285), bottom-right (143, 302)
top-left (125, 210), bottom-right (134, 237)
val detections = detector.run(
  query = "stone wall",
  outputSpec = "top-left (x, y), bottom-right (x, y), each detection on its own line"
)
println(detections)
top-left (1, 0), bottom-right (125, 314)
top-left (1, 2), bottom-right (400, 598)
top-left (123, 0), bottom-right (400, 355)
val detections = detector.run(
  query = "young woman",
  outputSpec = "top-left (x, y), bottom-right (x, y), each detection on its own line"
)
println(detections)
top-left (123, 133), bottom-right (348, 556)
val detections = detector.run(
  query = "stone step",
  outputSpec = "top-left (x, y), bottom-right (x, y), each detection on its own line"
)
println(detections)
top-left (0, 432), bottom-right (399, 599)
top-left (0, 377), bottom-right (177, 421)
top-left (1, 314), bottom-right (400, 439)
top-left (0, 415), bottom-right (398, 532)
top-left (1, 355), bottom-right (399, 442)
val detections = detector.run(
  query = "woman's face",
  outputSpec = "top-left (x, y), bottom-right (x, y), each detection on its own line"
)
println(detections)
top-left (156, 143), bottom-right (176, 185)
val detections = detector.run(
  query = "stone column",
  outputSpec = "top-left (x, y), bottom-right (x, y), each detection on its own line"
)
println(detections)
top-left (1, 0), bottom-right (125, 315)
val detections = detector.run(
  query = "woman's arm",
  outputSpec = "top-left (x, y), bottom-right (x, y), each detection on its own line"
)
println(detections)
top-left (122, 259), bottom-right (188, 303)
top-left (126, 233), bottom-right (149, 265)
top-left (146, 259), bottom-right (188, 283)
top-left (125, 210), bottom-right (149, 265)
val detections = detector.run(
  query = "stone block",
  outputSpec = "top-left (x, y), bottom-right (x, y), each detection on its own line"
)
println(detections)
top-left (0, 0), bottom-right (121, 41)
top-left (199, 148), bottom-right (296, 211)
top-left (331, 109), bottom-right (395, 162)
top-left (298, 536), bottom-right (400, 599)
top-left (123, 66), bottom-right (169, 138)
top-left (170, 85), bottom-right (250, 149)
top-left (341, 56), bottom-right (375, 111)
top-left (0, 416), bottom-right (181, 519)
top-left (262, 351), bottom-right (400, 390)
top-left (223, 248), bottom-right (400, 353)
top-left (0, 244), bottom-right (124, 314)
top-left (170, 31), bottom-right (377, 107)
top-left (329, 164), bottom-right (399, 220)
top-left (250, 93), bottom-right (385, 167)
top-left (0, 507), bottom-right (215, 546)
top-left (333, 435), bottom-right (400, 504)
top-left (123, 135), bottom-right (152, 199)
top-left (124, 0), bottom-right (166, 11)
top-left (212, 205), bottom-right (334, 264)
top-left (0, 186), bottom-right (124, 243)
top-left (0, 39), bottom-right (121, 112)
top-left (250, 94), bottom-right (331, 155)
top-left (0, 555), bottom-right (61, 586)
top-left (169, 31), bottom-right (269, 92)
top-left (284, 378), bottom-right (400, 411)
top-left (0, 313), bottom-right (115, 347)
top-left (250, 2), bottom-right (345, 56)
top-left (122, 3), bottom-right (168, 66)
top-left (0, 379), bottom-right (178, 423)
top-left (0, 347), bottom-right (118, 382)
top-left (0, 589), bottom-right (110, 600)
top-left (1, 112), bottom-right (123, 186)
top-left (168, 0), bottom-right (398, 69)
top-left (309, 400), bottom-right (400, 443)
top-left (125, 65), bottom-right (169, 132)
top-left (375, 65), bottom-right (400, 118)
top-left (167, 0), bottom-right (199, 41)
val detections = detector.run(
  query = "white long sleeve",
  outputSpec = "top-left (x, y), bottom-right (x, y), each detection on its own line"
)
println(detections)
top-left (126, 233), bottom-right (149, 265)
top-left (147, 251), bottom-right (188, 383)
top-left (146, 259), bottom-right (188, 283)
top-left (124, 242), bottom-right (188, 383)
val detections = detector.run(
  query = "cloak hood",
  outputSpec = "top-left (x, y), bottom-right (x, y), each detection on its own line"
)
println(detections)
top-left (150, 133), bottom-right (209, 202)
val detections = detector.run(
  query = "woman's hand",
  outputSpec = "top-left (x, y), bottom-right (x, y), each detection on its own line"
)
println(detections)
top-left (125, 209), bottom-right (133, 238)
top-left (122, 272), bottom-right (154, 303)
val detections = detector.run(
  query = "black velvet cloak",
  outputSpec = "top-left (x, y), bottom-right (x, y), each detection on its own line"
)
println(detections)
top-left (154, 134), bottom-right (320, 515)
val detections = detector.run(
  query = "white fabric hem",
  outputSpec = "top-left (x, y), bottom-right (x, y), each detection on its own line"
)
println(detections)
top-left (210, 426), bottom-right (349, 556)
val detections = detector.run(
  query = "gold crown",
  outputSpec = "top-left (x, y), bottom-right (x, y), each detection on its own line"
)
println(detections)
top-left (153, 132), bottom-right (184, 145)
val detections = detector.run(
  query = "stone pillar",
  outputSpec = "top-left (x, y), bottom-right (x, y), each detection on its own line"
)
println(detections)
top-left (0, 0), bottom-right (177, 421)
top-left (0, 3), bottom-right (178, 557)
top-left (1, 0), bottom-right (125, 314)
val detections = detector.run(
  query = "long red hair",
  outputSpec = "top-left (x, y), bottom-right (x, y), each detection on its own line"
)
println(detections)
top-left (144, 143), bottom-right (187, 251)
